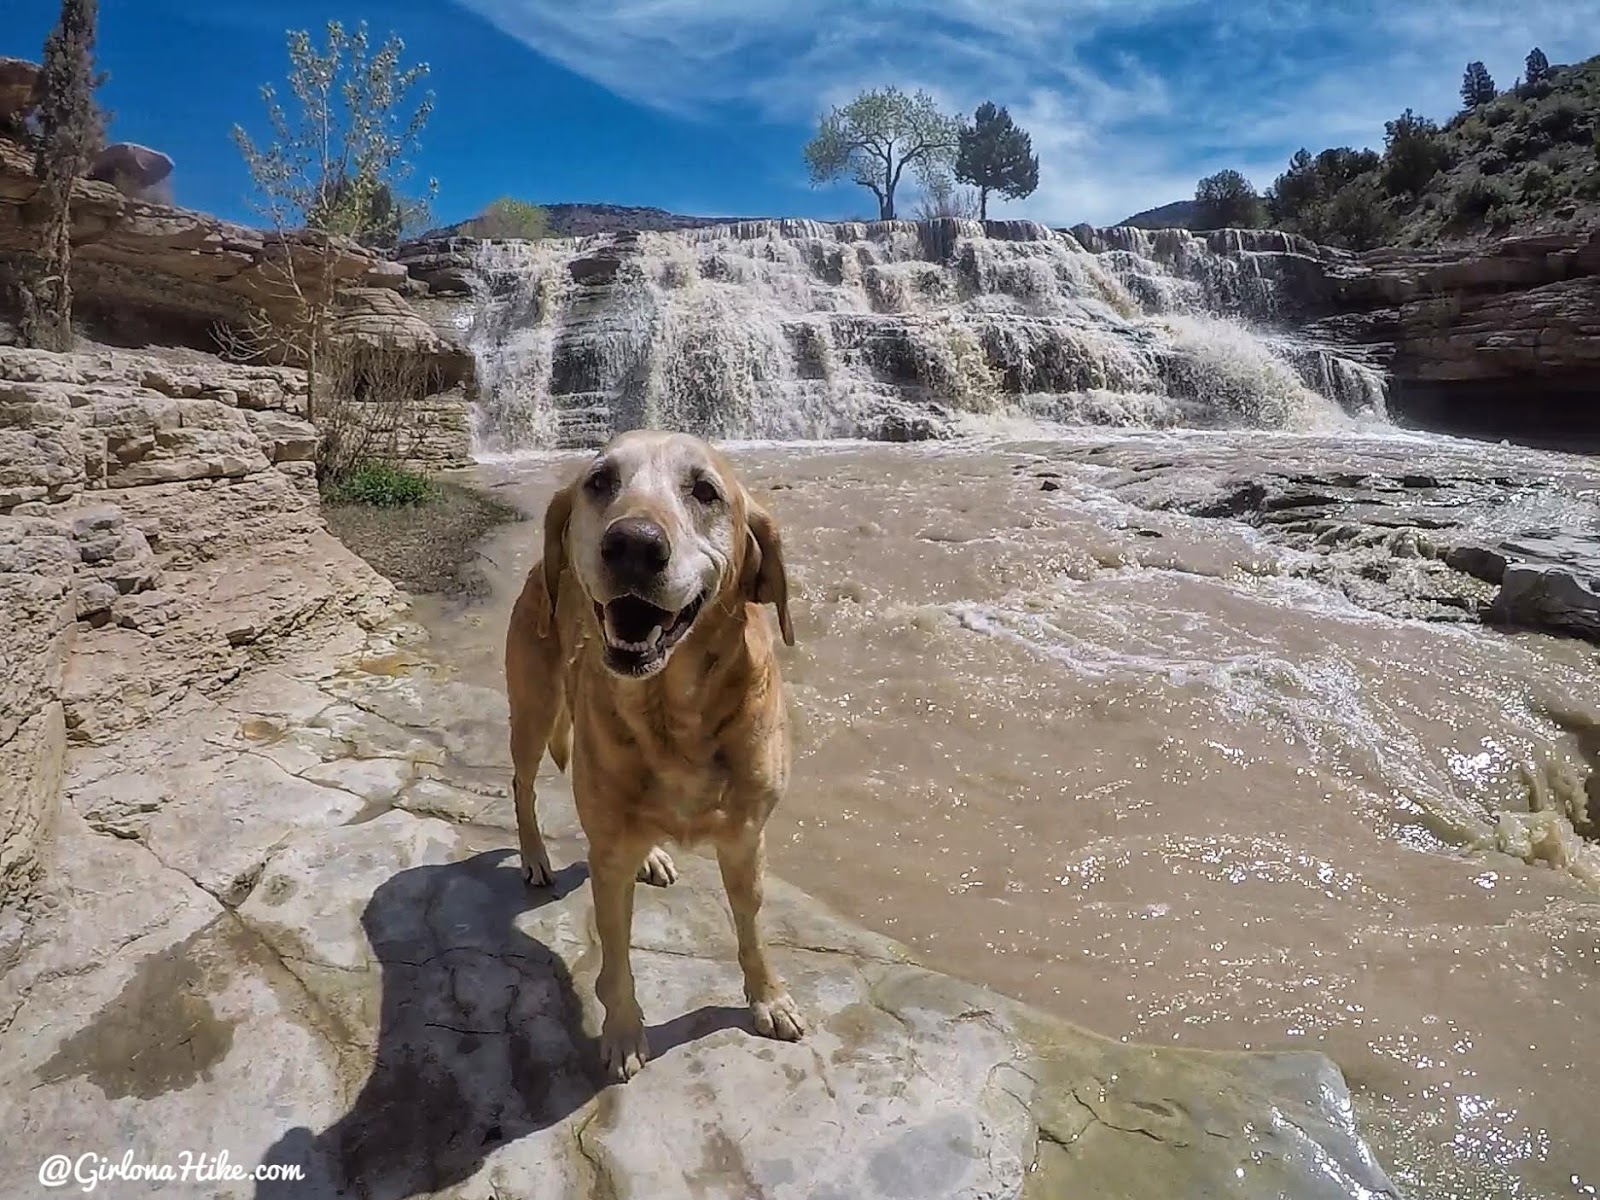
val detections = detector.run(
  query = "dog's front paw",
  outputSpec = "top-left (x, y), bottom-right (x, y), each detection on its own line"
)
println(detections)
top-left (750, 992), bottom-right (806, 1042)
top-left (636, 846), bottom-right (678, 887)
top-left (600, 1020), bottom-right (651, 1083)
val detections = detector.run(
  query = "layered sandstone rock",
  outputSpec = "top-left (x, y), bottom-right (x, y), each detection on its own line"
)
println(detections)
top-left (0, 513), bottom-right (73, 898)
top-left (0, 347), bottom-right (400, 752)
top-left (0, 135), bottom-right (407, 348)
top-left (0, 138), bottom-right (475, 465)
top-left (1303, 232), bottom-right (1599, 441)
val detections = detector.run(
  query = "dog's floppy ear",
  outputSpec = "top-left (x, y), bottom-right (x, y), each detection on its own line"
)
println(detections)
top-left (534, 481), bottom-right (574, 637)
top-left (743, 497), bottom-right (794, 647)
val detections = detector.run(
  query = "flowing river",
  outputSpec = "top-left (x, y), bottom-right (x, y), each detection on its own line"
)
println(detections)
top-left (423, 220), bottom-right (1600, 1198)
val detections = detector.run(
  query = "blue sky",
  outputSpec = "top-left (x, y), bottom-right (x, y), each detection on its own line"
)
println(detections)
top-left (6, 0), bottom-right (1596, 229)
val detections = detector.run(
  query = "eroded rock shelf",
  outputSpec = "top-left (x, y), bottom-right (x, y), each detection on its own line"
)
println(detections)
top-left (0, 629), bottom-right (1400, 1199)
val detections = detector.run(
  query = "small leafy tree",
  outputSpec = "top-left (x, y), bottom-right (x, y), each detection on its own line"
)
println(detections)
top-left (1524, 47), bottom-right (1551, 86)
top-left (230, 20), bottom-right (436, 420)
top-left (1317, 176), bottom-right (1397, 250)
top-left (913, 175), bottom-right (981, 220)
top-left (1381, 108), bottom-right (1450, 197)
top-left (462, 196), bottom-right (550, 239)
top-left (1193, 169), bottom-right (1266, 229)
top-left (1460, 61), bottom-right (1496, 109)
top-left (22, 0), bottom-right (103, 351)
top-left (804, 87), bottom-right (960, 220)
top-left (953, 101), bottom-right (1039, 220)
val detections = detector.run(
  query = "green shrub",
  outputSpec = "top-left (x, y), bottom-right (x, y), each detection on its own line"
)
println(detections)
top-left (329, 461), bottom-right (437, 507)
top-left (1450, 174), bottom-right (1513, 221)
top-left (1320, 178), bottom-right (1398, 250)
top-left (1483, 99), bottom-right (1518, 128)
top-left (1532, 94), bottom-right (1587, 138)
top-left (1382, 109), bottom-right (1452, 196)
top-left (463, 196), bottom-right (551, 240)
top-left (1520, 162), bottom-right (1556, 199)
top-left (1478, 148), bottom-right (1509, 175)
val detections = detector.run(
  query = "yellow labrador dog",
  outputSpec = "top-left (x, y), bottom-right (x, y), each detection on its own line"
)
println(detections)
top-left (504, 430), bottom-right (804, 1081)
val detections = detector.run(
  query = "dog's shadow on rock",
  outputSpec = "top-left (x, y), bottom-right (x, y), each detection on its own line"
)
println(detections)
top-left (255, 849), bottom-right (748, 1200)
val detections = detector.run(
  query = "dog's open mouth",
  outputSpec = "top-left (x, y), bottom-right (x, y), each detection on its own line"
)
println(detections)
top-left (596, 592), bottom-right (706, 676)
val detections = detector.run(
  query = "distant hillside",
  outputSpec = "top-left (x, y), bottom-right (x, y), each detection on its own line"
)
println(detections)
top-left (1120, 53), bottom-right (1599, 249)
top-left (1388, 52), bottom-right (1600, 245)
top-left (1116, 199), bottom-right (1199, 230)
top-left (431, 202), bottom-right (766, 240)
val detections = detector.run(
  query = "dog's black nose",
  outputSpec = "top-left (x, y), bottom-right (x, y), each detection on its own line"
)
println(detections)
top-left (601, 517), bottom-right (671, 581)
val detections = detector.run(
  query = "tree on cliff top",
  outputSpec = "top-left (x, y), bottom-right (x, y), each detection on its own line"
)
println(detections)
top-left (19, 0), bottom-right (104, 351)
top-left (954, 102), bottom-right (1039, 221)
top-left (804, 87), bottom-right (960, 221)
top-left (1524, 48), bottom-right (1552, 86)
top-left (1461, 61), bottom-right (1497, 109)
top-left (229, 19), bottom-right (436, 422)
top-left (1193, 169), bottom-right (1266, 229)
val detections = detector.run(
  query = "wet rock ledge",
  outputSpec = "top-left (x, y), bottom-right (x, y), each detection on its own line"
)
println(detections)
top-left (0, 646), bottom-right (1399, 1199)
top-left (1054, 439), bottom-right (1600, 646)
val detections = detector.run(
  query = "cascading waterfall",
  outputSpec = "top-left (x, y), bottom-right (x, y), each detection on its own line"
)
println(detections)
top-left (464, 218), bottom-right (1389, 453)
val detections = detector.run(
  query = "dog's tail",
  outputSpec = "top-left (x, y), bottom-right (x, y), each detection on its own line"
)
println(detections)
top-left (548, 692), bottom-right (572, 774)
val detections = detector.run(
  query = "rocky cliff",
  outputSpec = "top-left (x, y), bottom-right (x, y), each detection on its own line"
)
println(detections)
top-left (0, 346), bottom-right (401, 901)
top-left (1322, 231), bottom-right (1600, 445)
top-left (0, 134), bottom-right (477, 469)
top-left (0, 137), bottom-right (409, 349)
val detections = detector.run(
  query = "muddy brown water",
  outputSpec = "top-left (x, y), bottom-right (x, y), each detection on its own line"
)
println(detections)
top-left (417, 430), bottom-right (1600, 1200)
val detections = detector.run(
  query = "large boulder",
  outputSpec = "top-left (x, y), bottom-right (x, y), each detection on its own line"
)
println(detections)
top-left (1491, 564), bottom-right (1600, 642)
top-left (0, 59), bottom-right (39, 129)
top-left (87, 142), bottom-right (175, 196)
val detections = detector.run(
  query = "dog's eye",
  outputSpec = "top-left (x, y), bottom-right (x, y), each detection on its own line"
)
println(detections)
top-left (690, 477), bottom-right (722, 505)
top-left (584, 467), bottom-right (615, 497)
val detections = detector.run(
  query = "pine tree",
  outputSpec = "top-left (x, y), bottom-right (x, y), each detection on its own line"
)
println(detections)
top-left (953, 102), bottom-right (1040, 221)
top-left (24, 0), bottom-right (102, 351)
top-left (1460, 61), bottom-right (1496, 109)
top-left (1524, 47), bottom-right (1551, 86)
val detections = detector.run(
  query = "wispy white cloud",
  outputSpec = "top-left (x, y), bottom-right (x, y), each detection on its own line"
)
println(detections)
top-left (457, 0), bottom-right (1598, 223)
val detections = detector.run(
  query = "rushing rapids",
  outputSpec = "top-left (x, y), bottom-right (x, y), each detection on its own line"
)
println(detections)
top-left (464, 219), bottom-right (1388, 453)
top-left (446, 217), bottom-right (1600, 1198)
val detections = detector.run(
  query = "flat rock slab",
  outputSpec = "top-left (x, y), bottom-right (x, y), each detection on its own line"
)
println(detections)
top-left (0, 639), bottom-right (1398, 1199)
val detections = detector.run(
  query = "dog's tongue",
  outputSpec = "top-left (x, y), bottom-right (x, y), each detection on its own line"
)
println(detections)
top-left (605, 596), bottom-right (670, 645)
